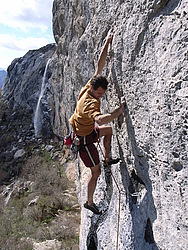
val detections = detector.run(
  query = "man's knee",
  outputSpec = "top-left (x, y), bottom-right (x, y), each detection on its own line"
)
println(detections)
top-left (95, 165), bottom-right (101, 177)
top-left (104, 126), bottom-right (112, 138)
top-left (91, 164), bottom-right (101, 178)
top-left (99, 125), bottom-right (112, 137)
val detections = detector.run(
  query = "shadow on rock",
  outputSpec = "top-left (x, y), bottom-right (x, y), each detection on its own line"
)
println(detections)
top-left (116, 103), bottom-right (159, 249)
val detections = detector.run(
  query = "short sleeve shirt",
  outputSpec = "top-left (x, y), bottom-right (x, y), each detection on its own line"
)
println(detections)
top-left (69, 79), bottom-right (101, 136)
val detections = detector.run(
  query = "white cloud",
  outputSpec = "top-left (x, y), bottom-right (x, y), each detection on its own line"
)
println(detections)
top-left (0, 34), bottom-right (53, 69)
top-left (0, 0), bottom-right (53, 32)
top-left (0, 0), bottom-right (54, 69)
top-left (0, 48), bottom-right (24, 70)
top-left (0, 34), bottom-right (50, 51)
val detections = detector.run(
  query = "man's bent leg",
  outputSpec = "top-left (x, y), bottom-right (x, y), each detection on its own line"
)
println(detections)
top-left (87, 164), bottom-right (101, 205)
top-left (98, 126), bottom-right (112, 162)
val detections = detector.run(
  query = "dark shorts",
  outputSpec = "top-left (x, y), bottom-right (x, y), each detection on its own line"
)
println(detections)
top-left (78, 127), bottom-right (100, 167)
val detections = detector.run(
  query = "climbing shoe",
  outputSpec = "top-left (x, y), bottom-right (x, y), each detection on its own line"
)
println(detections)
top-left (84, 201), bottom-right (102, 215)
top-left (103, 158), bottom-right (121, 166)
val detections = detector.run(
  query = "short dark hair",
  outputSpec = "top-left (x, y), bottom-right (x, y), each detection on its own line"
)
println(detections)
top-left (90, 76), bottom-right (108, 90)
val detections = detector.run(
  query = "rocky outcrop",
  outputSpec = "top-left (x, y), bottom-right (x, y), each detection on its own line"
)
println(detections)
top-left (2, 44), bottom-right (56, 110)
top-left (1, 0), bottom-right (187, 249)
top-left (51, 0), bottom-right (187, 250)
top-left (0, 70), bottom-right (6, 89)
top-left (2, 44), bottom-right (56, 136)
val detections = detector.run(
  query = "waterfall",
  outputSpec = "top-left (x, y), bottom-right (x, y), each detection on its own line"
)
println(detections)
top-left (34, 59), bottom-right (51, 137)
top-left (4, 182), bottom-right (17, 206)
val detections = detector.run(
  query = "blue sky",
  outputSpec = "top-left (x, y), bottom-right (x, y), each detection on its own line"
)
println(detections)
top-left (0, 0), bottom-right (55, 70)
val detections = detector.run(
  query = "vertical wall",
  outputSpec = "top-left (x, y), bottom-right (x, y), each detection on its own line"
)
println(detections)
top-left (51, 0), bottom-right (187, 249)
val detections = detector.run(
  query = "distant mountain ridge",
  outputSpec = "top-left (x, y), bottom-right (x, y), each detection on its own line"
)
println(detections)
top-left (0, 70), bottom-right (6, 89)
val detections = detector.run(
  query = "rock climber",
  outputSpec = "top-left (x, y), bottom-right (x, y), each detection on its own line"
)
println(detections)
top-left (69, 31), bottom-right (125, 214)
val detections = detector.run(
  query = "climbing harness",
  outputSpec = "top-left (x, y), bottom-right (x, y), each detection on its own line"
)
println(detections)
top-left (63, 131), bottom-right (80, 158)
top-left (64, 131), bottom-right (75, 146)
top-left (70, 135), bottom-right (80, 155)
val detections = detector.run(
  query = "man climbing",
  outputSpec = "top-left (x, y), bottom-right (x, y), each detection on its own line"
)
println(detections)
top-left (69, 31), bottom-right (125, 214)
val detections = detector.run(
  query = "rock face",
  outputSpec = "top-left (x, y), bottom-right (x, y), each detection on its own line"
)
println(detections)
top-left (2, 0), bottom-right (187, 249)
top-left (51, 0), bottom-right (187, 250)
top-left (0, 70), bottom-right (6, 89)
top-left (2, 44), bottom-right (56, 136)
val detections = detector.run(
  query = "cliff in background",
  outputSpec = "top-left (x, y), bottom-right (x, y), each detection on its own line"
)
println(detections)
top-left (0, 70), bottom-right (6, 89)
top-left (2, 44), bottom-right (56, 136)
top-left (2, 0), bottom-right (187, 249)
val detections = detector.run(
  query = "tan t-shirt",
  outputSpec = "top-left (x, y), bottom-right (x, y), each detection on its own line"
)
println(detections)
top-left (69, 79), bottom-right (101, 136)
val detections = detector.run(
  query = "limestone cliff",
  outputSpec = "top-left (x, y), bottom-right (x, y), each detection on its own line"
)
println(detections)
top-left (2, 44), bottom-right (56, 136)
top-left (2, 0), bottom-right (187, 249)
top-left (0, 70), bottom-right (6, 89)
top-left (51, 0), bottom-right (187, 249)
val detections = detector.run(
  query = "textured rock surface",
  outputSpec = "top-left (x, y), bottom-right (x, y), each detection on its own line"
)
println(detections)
top-left (2, 44), bottom-right (56, 136)
top-left (2, 0), bottom-right (187, 249)
top-left (0, 70), bottom-right (6, 89)
top-left (51, 0), bottom-right (187, 249)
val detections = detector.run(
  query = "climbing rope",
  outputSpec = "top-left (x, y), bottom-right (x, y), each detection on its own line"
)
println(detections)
top-left (97, 139), bottom-right (121, 250)
top-left (97, 139), bottom-right (140, 250)
top-left (96, 30), bottom-right (141, 250)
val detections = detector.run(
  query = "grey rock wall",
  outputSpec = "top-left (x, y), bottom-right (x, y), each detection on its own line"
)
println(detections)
top-left (2, 44), bottom-right (56, 111)
top-left (2, 44), bottom-right (56, 136)
top-left (1, 0), bottom-right (187, 249)
top-left (0, 70), bottom-right (6, 89)
top-left (51, 0), bottom-right (187, 249)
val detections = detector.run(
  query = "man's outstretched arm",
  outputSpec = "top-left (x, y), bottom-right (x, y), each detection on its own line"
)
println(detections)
top-left (95, 102), bottom-right (125, 126)
top-left (94, 32), bottom-right (113, 76)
